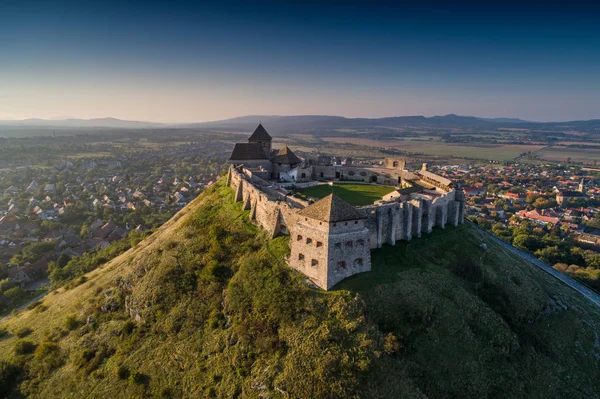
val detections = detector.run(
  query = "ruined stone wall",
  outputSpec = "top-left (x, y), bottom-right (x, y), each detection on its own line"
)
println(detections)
top-left (383, 157), bottom-right (406, 170)
top-left (311, 165), bottom-right (399, 186)
top-left (358, 188), bottom-right (464, 249)
top-left (228, 167), bottom-right (302, 238)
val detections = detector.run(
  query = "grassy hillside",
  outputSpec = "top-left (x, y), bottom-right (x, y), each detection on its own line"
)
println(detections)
top-left (1, 179), bottom-right (600, 398)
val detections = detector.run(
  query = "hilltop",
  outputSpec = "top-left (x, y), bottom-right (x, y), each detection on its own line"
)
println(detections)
top-left (1, 179), bottom-right (600, 398)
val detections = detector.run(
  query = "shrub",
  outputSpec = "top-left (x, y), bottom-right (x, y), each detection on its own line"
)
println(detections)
top-left (128, 369), bottom-right (148, 385)
top-left (117, 365), bottom-right (129, 380)
top-left (32, 341), bottom-right (63, 373)
top-left (15, 327), bottom-right (33, 338)
top-left (122, 320), bottom-right (136, 336)
top-left (383, 333), bottom-right (401, 355)
top-left (14, 340), bottom-right (36, 355)
top-left (65, 314), bottom-right (80, 331)
top-left (0, 360), bottom-right (21, 397)
top-left (34, 341), bottom-right (59, 359)
top-left (26, 300), bottom-right (42, 310)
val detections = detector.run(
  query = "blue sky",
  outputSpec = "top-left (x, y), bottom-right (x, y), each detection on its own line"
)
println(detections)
top-left (1, 1), bottom-right (599, 122)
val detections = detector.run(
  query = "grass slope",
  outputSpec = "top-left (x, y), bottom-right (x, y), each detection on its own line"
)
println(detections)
top-left (1, 179), bottom-right (600, 398)
top-left (297, 183), bottom-right (395, 206)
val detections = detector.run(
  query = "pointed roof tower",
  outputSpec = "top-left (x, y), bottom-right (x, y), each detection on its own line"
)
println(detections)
top-left (298, 194), bottom-right (362, 222)
top-left (248, 123), bottom-right (272, 142)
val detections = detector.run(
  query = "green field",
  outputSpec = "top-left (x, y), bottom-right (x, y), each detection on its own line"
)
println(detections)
top-left (297, 183), bottom-right (395, 206)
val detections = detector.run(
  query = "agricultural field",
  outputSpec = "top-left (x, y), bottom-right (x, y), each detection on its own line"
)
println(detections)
top-left (296, 183), bottom-right (395, 206)
top-left (534, 146), bottom-right (600, 164)
top-left (322, 137), bottom-right (545, 161)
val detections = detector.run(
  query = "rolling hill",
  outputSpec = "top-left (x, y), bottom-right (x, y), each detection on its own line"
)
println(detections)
top-left (2, 114), bottom-right (600, 136)
top-left (1, 179), bottom-right (600, 398)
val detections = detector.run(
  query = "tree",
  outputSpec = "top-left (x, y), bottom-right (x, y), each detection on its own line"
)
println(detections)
top-left (4, 287), bottom-right (28, 302)
top-left (57, 253), bottom-right (71, 268)
top-left (0, 279), bottom-right (17, 295)
top-left (513, 234), bottom-right (542, 252)
top-left (535, 246), bottom-right (562, 265)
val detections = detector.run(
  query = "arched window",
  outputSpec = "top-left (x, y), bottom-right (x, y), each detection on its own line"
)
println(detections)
top-left (393, 161), bottom-right (399, 167)
top-left (337, 260), bottom-right (347, 269)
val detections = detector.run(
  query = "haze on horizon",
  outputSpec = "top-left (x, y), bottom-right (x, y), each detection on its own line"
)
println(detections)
top-left (1, 0), bottom-right (599, 123)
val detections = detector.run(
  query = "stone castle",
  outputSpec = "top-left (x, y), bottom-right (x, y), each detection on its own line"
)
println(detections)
top-left (227, 124), bottom-right (465, 290)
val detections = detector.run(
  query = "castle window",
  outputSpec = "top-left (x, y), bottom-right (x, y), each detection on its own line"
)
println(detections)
top-left (393, 161), bottom-right (399, 167)
top-left (335, 242), bottom-right (342, 249)
top-left (346, 241), bottom-right (353, 247)
top-left (337, 261), bottom-right (347, 269)
top-left (297, 235), bottom-right (303, 241)
top-left (348, 171), bottom-right (355, 176)
top-left (298, 253), bottom-right (304, 261)
top-left (316, 241), bottom-right (323, 248)
top-left (354, 220), bottom-right (358, 224)
top-left (355, 258), bottom-right (364, 266)
top-left (333, 222), bottom-right (337, 227)
top-left (306, 238), bottom-right (312, 244)
top-left (357, 239), bottom-right (365, 246)
top-left (311, 259), bottom-right (319, 267)
top-left (301, 173), bottom-right (306, 178)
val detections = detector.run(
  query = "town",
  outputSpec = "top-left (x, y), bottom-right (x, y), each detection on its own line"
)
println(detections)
top-left (434, 162), bottom-right (600, 288)
top-left (0, 131), bottom-right (230, 313)
top-left (1, 126), bottom-right (600, 312)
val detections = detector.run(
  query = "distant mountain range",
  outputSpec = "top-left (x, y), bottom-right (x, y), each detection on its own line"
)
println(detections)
top-left (1, 114), bottom-right (599, 133)
top-left (0, 117), bottom-right (163, 129)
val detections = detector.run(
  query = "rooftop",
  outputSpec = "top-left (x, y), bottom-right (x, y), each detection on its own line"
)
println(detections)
top-left (297, 194), bottom-right (362, 222)
top-left (229, 143), bottom-right (269, 161)
top-left (248, 123), bottom-right (272, 142)
top-left (272, 145), bottom-right (302, 165)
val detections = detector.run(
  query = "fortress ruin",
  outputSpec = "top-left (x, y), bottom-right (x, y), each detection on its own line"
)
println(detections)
top-left (227, 124), bottom-right (465, 290)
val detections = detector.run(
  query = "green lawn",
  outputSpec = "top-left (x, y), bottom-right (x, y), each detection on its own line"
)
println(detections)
top-left (297, 183), bottom-right (396, 206)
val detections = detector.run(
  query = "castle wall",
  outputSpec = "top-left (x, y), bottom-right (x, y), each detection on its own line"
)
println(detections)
top-left (289, 216), bottom-right (371, 290)
top-left (311, 165), bottom-right (400, 186)
top-left (228, 166), bottom-right (465, 290)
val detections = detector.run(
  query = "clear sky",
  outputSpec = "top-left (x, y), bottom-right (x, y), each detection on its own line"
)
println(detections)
top-left (1, 0), bottom-right (599, 122)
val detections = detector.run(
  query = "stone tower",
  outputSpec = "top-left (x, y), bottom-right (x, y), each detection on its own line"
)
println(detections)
top-left (247, 123), bottom-right (272, 156)
top-left (289, 194), bottom-right (371, 290)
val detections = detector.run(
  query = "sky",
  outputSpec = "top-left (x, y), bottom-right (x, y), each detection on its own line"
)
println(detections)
top-left (1, 0), bottom-right (599, 123)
